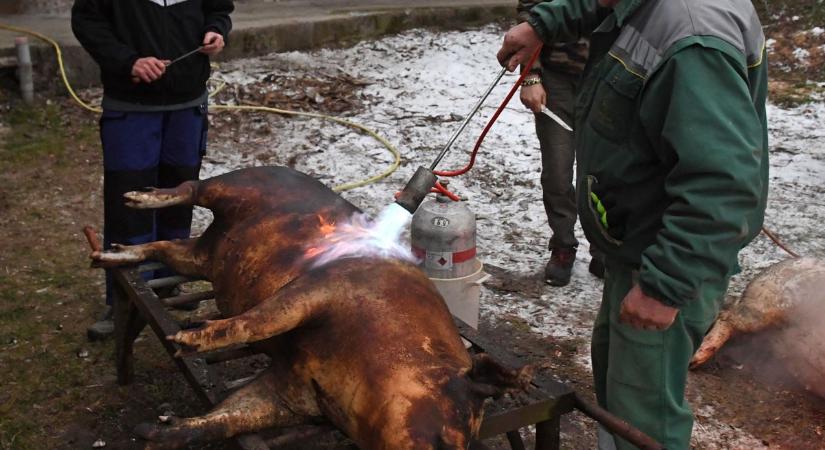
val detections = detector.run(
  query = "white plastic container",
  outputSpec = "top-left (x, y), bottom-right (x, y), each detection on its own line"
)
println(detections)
top-left (429, 260), bottom-right (489, 329)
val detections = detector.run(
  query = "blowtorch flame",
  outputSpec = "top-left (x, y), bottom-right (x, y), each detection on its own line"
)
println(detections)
top-left (304, 203), bottom-right (416, 268)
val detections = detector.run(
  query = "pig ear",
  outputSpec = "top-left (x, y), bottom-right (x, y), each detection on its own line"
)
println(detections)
top-left (464, 353), bottom-right (534, 398)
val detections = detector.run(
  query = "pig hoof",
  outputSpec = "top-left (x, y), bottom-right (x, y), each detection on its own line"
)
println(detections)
top-left (125, 188), bottom-right (189, 209)
top-left (167, 333), bottom-right (202, 357)
top-left (90, 244), bottom-right (146, 267)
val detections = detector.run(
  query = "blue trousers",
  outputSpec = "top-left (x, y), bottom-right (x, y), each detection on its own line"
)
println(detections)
top-left (100, 105), bottom-right (208, 304)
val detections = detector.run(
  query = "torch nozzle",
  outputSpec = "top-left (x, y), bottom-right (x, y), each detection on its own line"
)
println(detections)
top-left (395, 166), bottom-right (438, 214)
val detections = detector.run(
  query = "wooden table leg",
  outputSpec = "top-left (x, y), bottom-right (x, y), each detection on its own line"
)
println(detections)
top-left (535, 416), bottom-right (560, 450)
top-left (506, 430), bottom-right (527, 450)
top-left (114, 281), bottom-right (146, 386)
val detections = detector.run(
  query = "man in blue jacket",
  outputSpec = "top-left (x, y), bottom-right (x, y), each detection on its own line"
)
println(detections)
top-left (72, 0), bottom-right (233, 339)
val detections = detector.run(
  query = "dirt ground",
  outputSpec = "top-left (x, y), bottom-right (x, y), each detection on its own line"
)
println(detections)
top-left (1, 3), bottom-right (824, 450)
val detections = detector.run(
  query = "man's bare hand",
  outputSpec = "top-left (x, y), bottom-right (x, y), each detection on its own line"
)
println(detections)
top-left (619, 285), bottom-right (679, 331)
top-left (497, 22), bottom-right (543, 72)
top-left (201, 31), bottom-right (225, 56)
top-left (131, 57), bottom-right (170, 83)
top-left (520, 83), bottom-right (546, 113)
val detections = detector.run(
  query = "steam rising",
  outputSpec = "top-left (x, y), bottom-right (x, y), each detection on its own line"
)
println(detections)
top-left (305, 203), bottom-right (415, 268)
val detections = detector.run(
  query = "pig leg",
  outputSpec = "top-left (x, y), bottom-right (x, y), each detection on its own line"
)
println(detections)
top-left (123, 181), bottom-right (198, 209)
top-left (168, 281), bottom-right (328, 356)
top-left (135, 368), bottom-right (315, 450)
top-left (91, 239), bottom-right (208, 279)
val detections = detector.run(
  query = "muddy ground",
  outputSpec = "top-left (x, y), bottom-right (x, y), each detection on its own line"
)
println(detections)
top-left (2, 4), bottom-right (825, 450)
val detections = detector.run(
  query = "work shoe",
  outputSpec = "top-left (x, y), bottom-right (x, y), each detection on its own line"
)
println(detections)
top-left (588, 256), bottom-right (606, 279)
top-left (545, 247), bottom-right (576, 287)
top-left (87, 306), bottom-right (114, 342)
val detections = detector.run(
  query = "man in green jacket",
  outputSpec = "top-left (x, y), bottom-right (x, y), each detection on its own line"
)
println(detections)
top-left (498, 0), bottom-right (769, 448)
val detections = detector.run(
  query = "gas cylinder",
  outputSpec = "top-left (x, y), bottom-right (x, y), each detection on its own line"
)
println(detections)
top-left (411, 192), bottom-right (477, 279)
top-left (411, 191), bottom-right (488, 329)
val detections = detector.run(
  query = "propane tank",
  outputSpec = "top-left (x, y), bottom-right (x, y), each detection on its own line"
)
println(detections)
top-left (411, 188), bottom-right (488, 329)
top-left (411, 190), bottom-right (477, 279)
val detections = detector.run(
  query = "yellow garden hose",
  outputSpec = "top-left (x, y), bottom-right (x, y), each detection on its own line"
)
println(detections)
top-left (211, 104), bottom-right (400, 192)
top-left (0, 23), bottom-right (401, 192)
top-left (1, 23), bottom-right (102, 113)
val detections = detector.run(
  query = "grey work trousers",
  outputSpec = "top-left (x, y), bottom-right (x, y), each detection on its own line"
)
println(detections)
top-left (535, 70), bottom-right (578, 250)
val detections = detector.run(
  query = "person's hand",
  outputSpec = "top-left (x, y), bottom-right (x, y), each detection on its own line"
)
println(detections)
top-left (497, 22), bottom-right (543, 72)
top-left (520, 82), bottom-right (546, 113)
top-left (131, 57), bottom-right (170, 83)
top-left (619, 285), bottom-right (679, 331)
top-left (201, 31), bottom-right (225, 56)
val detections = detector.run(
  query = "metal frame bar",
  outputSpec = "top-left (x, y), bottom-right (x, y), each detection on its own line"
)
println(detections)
top-left (111, 264), bottom-right (575, 450)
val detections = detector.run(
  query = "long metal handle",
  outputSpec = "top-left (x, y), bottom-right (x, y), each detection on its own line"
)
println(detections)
top-left (429, 66), bottom-right (508, 171)
top-left (573, 393), bottom-right (665, 450)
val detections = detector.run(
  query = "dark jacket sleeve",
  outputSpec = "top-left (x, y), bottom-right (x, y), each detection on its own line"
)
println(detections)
top-left (202, 0), bottom-right (234, 38)
top-left (637, 44), bottom-right (767, 307)
top-left (71, 0), bottom-right (138, 76)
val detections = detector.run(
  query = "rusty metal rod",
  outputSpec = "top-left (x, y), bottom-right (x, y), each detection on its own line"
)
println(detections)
top-left (147, 275), bottom-right (190, 289)
top-left (162, 290), bottom-right (215, 307)
top-left (573, 393), bottom-right (664, 450)
top-left (264, 425), bottom-right (336, 448)
top-left (203, 346), bottom-right (262, 365)
top-left (138, 262), bottom-right (165, 273)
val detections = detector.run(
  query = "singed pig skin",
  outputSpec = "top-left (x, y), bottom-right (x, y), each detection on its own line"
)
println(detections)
top-left (92, 167), bottom-right (527, 449)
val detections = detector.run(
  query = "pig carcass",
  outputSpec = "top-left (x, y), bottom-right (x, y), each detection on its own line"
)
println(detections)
top-left (690, 257), bottom-right (825, 396)
top-left (91, 166), bottom-right (529, 450)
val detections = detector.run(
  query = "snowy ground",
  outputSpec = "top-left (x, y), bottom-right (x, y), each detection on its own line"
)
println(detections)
top-left (197, 25), bottom-right (825, 449)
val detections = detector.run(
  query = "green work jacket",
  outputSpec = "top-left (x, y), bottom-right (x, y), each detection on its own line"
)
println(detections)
top-left (526, 0), bottom-right (769, 308)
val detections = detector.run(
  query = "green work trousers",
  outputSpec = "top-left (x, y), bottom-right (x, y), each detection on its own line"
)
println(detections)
top-left (591, 260), bottom-right (725, 449)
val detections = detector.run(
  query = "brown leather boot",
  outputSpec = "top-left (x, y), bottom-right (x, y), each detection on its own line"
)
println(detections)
top-left (545, 247), bottom-right (576, 286)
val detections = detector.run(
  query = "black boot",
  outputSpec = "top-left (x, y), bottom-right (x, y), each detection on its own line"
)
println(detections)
top-left (545, 247), bottom-right (576, 286)
top-left (588, 256), bottom-right (605, 279)
top-left (87, 306), bottom-right (114, 341)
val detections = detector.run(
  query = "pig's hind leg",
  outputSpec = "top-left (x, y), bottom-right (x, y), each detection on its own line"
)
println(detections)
top-left (135, 368), bottom-right (317, 450)
top-left (168, 279), bottom-right (328, 356)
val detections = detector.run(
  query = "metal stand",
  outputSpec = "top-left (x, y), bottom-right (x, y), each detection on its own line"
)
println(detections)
top-left (111, 263), bottom-right (574, 449)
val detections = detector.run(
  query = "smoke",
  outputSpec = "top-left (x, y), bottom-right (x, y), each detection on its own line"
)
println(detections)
top-left (770, 297), bottom-right (825, 398)
top-left (718, 262), bottom-right (825, 398)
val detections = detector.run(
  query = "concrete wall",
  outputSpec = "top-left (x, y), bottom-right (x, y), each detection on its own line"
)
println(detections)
top-left (9, 4), bottom-right (512, 90)
top-left (0, 1), bottom-right (25, 15)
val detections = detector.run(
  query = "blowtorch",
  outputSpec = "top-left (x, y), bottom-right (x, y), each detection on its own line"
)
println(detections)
top-left (394, 49), bottom-right (570, 214)
top-left (395, 66), bottom-right (508, 214)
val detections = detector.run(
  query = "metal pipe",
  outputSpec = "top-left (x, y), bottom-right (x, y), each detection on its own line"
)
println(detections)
top-left (15, 36), bottom-right (33, 104)
top-left (429, 66), bottom-right (507, 171)
top-left (395, 165), bottom-right (438, 213)
top-left (573, 393), bottom-right (665, 450)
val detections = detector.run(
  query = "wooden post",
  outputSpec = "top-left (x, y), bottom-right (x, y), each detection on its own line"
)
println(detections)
top-left (534, 416), bottom-right (560, 450)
